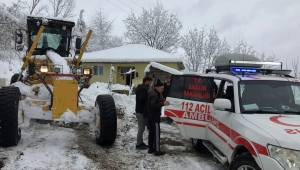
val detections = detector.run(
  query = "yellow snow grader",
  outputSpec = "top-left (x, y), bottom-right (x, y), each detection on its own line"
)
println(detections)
top-left (0, 16), bottom-right (117, 147)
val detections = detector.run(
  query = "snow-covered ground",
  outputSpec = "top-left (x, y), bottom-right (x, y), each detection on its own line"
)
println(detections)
top-left (0, 60), bottom-right (224, 170)
top-left (0, 59), bottom-right (22, 85)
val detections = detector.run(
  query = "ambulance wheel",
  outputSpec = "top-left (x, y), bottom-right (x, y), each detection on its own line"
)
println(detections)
top-left (95, 94), bottom-right (117, 146)
top-left (229, 153), bottom-right (261, 170)
top-left (10, 73), bottom-right (23, 85)
top-left (191, 138), bottom-right (204, 151)
top-left (0, 86), bottom-right (21, 147)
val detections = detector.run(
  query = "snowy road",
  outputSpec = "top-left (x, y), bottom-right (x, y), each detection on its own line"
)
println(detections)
top-left (0, 79), bottom-right (226, 170)
top-left (0, 118), bottom-right (226, 170)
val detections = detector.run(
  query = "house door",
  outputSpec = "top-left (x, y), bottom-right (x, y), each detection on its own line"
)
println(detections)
top-left (119, 67), bottom-right (135, 86)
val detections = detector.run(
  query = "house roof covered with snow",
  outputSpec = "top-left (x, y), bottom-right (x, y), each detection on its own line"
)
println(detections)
top-left (145, 62), bottom-right (183, 75)
top-left (82, 44), bottom-right (183, 63)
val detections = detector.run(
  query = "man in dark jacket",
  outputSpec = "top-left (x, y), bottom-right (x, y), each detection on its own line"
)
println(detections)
top-left (135, 76), bottom-right (153, 150)
top-left (147, 79), bottom-right (170, 156)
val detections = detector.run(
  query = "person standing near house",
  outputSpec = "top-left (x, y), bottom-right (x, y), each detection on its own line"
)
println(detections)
top-left (135, 76), bottom-right (153, 150)
top-left (147, 79), bottom-right (170, 156)
top-left (162, 76), bottom-right (171, 99)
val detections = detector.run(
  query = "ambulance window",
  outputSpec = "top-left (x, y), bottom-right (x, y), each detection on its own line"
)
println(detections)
top-left (222, 80), bottom-right (235, 109)
top-left (214, 78), bottom-right (221, 97)
top-left (169, 75), bottom-right (185, 99)
top-left (182, 76), bottom-right (214, 103)
top-left (291, 85), bottom-right (300, 105)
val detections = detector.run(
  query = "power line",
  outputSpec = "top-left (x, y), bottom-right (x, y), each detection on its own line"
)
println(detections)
top-left (106, 0), bottom-right (130, 15)
top-left (117, 0), bottom-right (141, 15)
top-left (128, 0), bottom-right (144, 10)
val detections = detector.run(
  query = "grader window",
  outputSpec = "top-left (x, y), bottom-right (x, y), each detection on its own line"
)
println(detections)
top-left (28, 23), bottom-right (71, 56)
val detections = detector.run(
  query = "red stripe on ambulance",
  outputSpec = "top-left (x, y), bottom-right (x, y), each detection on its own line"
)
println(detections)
top-left (165, 109), bottom-right (269, 157)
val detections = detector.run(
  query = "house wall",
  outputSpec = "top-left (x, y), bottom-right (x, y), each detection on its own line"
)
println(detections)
top-left (82, 62), bottom-right (178, 86)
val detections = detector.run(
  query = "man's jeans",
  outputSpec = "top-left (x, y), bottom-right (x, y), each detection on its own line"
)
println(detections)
top-left (136, 112), bottom-right (147, 145)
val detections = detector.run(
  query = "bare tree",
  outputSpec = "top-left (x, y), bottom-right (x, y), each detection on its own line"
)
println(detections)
top-left (86, 6), bottom-right (114, 52)
top-left (74, 9), bottom-right (86, 36)
top-left (123, 3), bottom-right (182, 53)
top-left (181, 26), bottom-right (231, 72)
top-left (258, 52), bottom-right (277, 62)
top-left (0, 2), bottom-right (25, 61)
top-left (108, 36), bottom-right (124, 48)
top-left (233, 40), bottom-right (256, 56)
top-left (47, 0), bottom-right (75, 18)
top-left (22, 0), bottom-right (47, 15)
top-left (291, 56), bottom-right (299, 78)
top-left (181, 27), bottom-right (205, 72)
top-left (256, 52), bottom-right (278, 68)
top-left (202, 28), bottom-right (231, 71)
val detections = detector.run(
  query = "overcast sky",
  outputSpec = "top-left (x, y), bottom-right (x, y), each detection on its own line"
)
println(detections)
top-left (2, 0), bottom-right (300, 64)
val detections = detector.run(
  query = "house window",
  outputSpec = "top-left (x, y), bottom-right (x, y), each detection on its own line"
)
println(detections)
top-left (93, 65), bottom-right (104, 75)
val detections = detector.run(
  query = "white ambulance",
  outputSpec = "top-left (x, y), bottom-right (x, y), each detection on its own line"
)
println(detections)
top-left (163, 54), bottom-right (300, 170)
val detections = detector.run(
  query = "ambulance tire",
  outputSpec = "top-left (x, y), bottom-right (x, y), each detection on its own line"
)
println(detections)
top-left (95, 94), bottom-right (117, 146)
top-left (0, 86), bottom-right (21, 147)
top-left (191, 138), bottom-right (204, 151)
top-left (229, 152), bottom-right (261, 170)
top-left (10, 73), bottom-right (23, 85)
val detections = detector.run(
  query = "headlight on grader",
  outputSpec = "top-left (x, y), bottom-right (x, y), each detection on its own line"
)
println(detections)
top-left (40, 65), bottom-right (48, 73)
top-left (83, 68), bottom-right (92, 75)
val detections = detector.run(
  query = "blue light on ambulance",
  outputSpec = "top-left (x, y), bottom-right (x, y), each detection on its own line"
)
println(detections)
top-left (231, 67), bottom-right (258, 73)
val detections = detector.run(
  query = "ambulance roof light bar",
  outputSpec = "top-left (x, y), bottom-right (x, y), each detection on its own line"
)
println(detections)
top-left (229, 60), bottom-right (283, 68)
top-left (229, 67), bottom-right (292, 76)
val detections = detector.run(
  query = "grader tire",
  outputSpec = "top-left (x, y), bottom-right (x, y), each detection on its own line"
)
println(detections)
top-left (95, 94), bottom-right (117, 146)
top-left (0, 86), bottom-right (21, 147)
top-left (10, 73), bottom-right (23, 85)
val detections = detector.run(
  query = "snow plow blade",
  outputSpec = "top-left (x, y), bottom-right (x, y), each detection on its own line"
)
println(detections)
top-left (51, 79), bottom-right (78, 119)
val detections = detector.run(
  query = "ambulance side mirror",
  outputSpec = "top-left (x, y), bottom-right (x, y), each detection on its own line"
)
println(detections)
top-left (214, 98), bottom-right (232, 111)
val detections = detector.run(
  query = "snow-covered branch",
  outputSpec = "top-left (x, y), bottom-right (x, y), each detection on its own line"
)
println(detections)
top-left (22, 0), bottom-right (47, 15)
top-left (47, 0), bottom-right (75, 18)
top-left (181, 27), bottom-right (230, 72)
top-left (0, 9), bottom-right (20, 23)
top-left (233, 39), bottom-right (256, 56)
top-left (123, 3), bottom-right (182, 53)
top-left (86, 6), bottom-right (123, 52)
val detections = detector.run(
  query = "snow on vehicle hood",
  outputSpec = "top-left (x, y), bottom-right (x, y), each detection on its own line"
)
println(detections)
top-left (243, 114), bottom-right (300, 150)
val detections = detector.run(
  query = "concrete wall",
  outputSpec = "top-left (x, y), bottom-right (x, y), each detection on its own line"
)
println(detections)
top-left (82, 62), bottom-right (178, 87)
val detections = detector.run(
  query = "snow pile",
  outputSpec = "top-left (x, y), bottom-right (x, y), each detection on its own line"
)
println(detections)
top-left (0, 122), bottom-right (97, 170)
top-left (0, 59), bottom-right (22, 85)
top-left (46, 51), bottom-right (70, 74)
top-left (13, 82), bottom-right (52, 100)
top-left (145, 61), bottom-right (183, 75)
top-left (59, 109), bottom-right (77, 123)
top-left (6, 79), bottom-right (135, 126)
top-left (87, 82), bottom-right (130, 91)
top-left (80, 82), bottom-right (135, 117)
